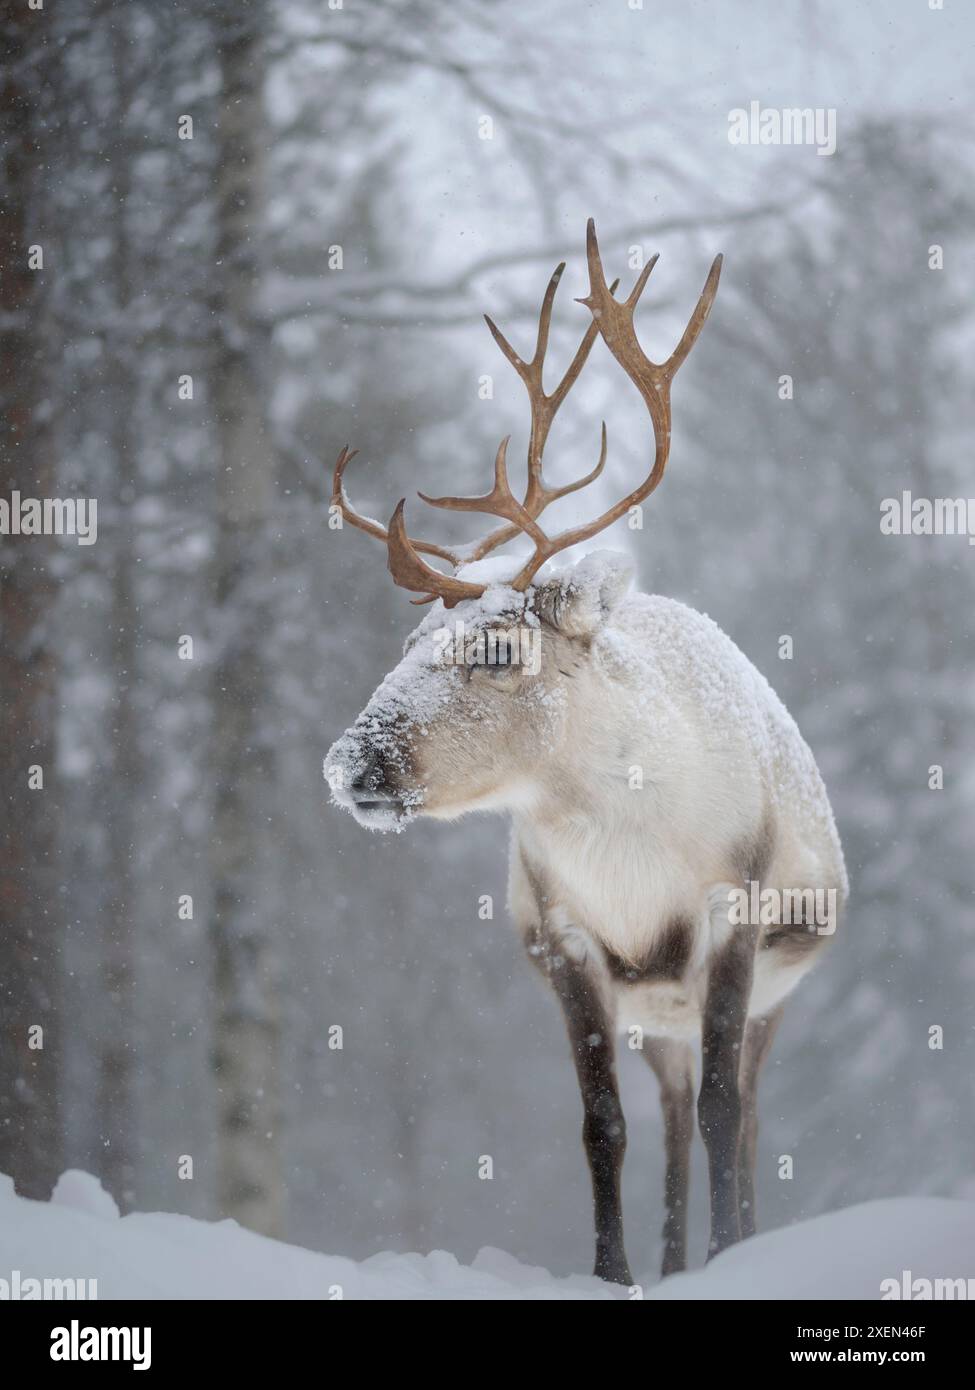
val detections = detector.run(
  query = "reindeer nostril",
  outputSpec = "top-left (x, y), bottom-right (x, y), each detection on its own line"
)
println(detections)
top-left (350, 751), bottom-right (381, 793)
top-left (349, 751), bottom-right (400, 804)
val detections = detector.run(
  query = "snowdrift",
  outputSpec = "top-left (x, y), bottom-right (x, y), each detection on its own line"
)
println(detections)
top-left (1, 1172), bottom-right (973, 1301)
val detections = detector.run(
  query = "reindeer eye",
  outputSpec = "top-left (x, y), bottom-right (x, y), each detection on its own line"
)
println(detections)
top-left (468, 636), bottom-right (517, 675)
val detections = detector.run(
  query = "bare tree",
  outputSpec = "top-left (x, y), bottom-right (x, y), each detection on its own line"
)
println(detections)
top-left (0, 4), bottom-right (63, 1198)
top-left (207, 6), bottom-right (283, 1237)
top-left (94, 13), bottom-right (142, 1209)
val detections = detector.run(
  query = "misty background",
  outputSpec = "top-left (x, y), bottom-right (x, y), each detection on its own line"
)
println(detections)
top-left (1, 0), bottom-right (973, 1277)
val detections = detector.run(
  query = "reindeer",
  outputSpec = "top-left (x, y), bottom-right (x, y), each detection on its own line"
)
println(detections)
top-left (325, 221), bottom-right (847, 1284)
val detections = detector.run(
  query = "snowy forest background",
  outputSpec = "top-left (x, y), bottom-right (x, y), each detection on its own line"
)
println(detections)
top-left (1, 0), bottom-right (974, 1277)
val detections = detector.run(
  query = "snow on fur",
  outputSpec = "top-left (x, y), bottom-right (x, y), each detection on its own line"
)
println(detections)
top-left (324, 549), bottom-right (847, 899)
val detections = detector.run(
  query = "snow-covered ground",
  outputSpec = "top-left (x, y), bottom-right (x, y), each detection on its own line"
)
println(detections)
top-left (2, 1172), bottom-right (973, 1300)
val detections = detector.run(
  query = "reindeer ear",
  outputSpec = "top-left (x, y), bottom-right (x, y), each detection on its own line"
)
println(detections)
top-left (534, 551), bottom-right (634, 637)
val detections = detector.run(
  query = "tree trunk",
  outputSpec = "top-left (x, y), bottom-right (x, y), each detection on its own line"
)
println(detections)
top-left (208, 8), bottom-right (283, 1237)
top-left (0, 6), bottom-right (63, 1197)
top-left (94, 13), bottom-right (139, 1207)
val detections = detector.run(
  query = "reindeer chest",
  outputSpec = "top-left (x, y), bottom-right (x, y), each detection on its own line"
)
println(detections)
top-left (520, 821), bottom-right (711, 1040)
top-left (540, 816), bottom-right (701, 957)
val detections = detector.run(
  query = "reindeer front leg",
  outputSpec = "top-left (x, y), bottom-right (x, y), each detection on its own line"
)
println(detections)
top-left (526, 923), bottom-right (632, 1285)
top-left (698, 920), bottom-right (759, 1258)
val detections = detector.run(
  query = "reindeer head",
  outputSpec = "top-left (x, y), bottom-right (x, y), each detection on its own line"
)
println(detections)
top-left (325, 221), bottom-right (721, 831)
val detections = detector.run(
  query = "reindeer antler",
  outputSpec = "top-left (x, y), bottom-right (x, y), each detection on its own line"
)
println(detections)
top-left (331, 446), bottom-right (483, 604)
top-left (535, 219), bottom-right (722, 573)
top-left (330, 221), bottom-right (721, 607)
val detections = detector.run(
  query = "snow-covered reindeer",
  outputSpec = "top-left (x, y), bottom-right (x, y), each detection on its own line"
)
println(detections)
top-left (326, 222), bottom-right (847, 1283)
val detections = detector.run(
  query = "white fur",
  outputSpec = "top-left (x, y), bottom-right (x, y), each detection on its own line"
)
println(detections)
top-left (508, 581), bottom-right (847, 1037)
top-left (328, 553), bottom-right (848, 1042)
